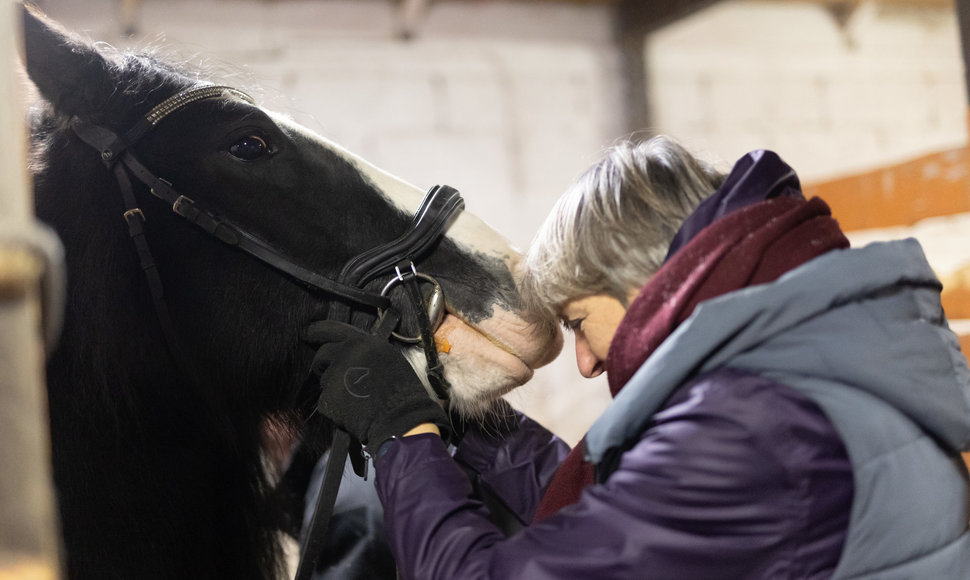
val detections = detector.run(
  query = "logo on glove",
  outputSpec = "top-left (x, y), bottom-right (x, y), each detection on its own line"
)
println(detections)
top-left (343, 367), bottom-right (372, 398)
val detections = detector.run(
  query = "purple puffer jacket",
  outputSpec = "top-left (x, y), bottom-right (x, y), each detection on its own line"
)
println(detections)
top-left (374, 367), bottom-right (852, 579)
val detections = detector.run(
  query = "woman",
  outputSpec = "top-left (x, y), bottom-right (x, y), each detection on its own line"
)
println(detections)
top-left (308, 135), bottom-right (970, 578)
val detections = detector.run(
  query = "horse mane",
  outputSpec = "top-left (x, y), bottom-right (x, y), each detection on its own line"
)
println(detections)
top-left (30, 22), bottom-right (305, 578)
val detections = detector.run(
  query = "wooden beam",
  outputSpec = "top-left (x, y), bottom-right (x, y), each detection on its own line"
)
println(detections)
top-left (802, 147), bottom-right (970, 231)
top-left (615, 0), bottom-right (723, 37)
top-left (613, 0), bottom-right (723, 135)
top-left (397, 0), bottom-right (432, 40)
top-left (957, 0), bottom-right (970, 106)
top-left (616, 21), bottom-right (649, 134)
top-left (120, 0), bottom-right (141, 36)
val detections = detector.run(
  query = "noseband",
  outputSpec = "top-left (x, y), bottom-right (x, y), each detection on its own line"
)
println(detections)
top-left (70, 84), bottom-right (464, 577)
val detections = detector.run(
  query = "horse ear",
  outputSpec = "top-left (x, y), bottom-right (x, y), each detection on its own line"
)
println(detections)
top-left (21, 2), bottom-right (118, 118)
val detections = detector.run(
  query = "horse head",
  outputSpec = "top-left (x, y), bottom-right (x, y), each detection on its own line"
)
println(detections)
top-left (24, 4), bottom-right (561, 415)
top-left (22, 3), bottom-right (561, 578)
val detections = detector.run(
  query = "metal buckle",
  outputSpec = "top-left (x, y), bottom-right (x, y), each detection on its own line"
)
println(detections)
top-left (123, 208), bottom-right (145, 224)
top-left (171, 195), bottom-right (194, 217)
top-left (377, 263), bottom-right (446, 344)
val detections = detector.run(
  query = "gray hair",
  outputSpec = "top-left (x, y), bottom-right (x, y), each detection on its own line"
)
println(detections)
top-left (521, 135), bottom-right (725, 320)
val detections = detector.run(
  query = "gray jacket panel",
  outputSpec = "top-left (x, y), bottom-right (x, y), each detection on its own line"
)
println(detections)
top-left (586, 239), bottom-right (970, 579)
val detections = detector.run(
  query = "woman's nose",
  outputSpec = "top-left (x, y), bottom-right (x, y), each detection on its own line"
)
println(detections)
top-left (574, 334), bottom-right (605, 379)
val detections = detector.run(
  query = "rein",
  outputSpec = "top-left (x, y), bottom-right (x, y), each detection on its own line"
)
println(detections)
top-left (69, 84), bottom-right (464, 578)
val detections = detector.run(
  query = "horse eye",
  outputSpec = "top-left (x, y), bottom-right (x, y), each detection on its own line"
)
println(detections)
top-left (228, 135), bottom-right (269, 161)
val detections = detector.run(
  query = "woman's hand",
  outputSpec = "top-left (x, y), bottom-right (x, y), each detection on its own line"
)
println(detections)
top-left (307, 320), bottom-right (449, 456)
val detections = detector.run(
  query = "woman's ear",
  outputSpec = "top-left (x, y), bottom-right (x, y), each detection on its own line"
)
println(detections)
top-left (625, 286), bottom-right (642, 308)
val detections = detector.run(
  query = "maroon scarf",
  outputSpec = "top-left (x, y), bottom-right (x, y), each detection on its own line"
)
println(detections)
top-left (532, 195), bottom-right (849, 523)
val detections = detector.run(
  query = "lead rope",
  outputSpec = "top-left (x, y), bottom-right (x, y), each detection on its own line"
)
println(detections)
top-left (293, 307), bottom-right (400, 580)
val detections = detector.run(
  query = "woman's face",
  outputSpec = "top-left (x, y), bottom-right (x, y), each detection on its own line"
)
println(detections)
top-left (561, 290), bottom-right (637, 378)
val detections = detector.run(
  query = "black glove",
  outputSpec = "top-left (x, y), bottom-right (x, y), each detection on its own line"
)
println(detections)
top-left (307, 320), bottom-right (450, 457)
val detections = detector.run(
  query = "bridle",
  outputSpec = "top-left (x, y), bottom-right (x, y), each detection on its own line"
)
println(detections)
top-left (71, 85), bottom-right (461, 368)
top-left (69, 84), bottom-right (464, 577)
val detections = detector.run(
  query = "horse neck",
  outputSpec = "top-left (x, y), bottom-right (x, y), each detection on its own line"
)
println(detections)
top-left (46, 330), bottom-right (286, 580)
top-left (45, 305), bottom-right (287, 579)
top-left (37, 143), bottom-right (287, 580)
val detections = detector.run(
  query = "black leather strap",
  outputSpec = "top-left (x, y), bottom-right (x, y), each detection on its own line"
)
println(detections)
top-left (328, 184), bottom-right (464, 324)
top-left (98, 130), bottom-right (190, 370)
top-left (293, 429), bottom-right (351, 580)
top-left (72, 119), bottom-right (393, 311)
top-left (403, 269), bottom-right (449, 400)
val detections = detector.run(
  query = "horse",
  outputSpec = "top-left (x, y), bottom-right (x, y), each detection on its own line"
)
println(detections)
top-left (21, 4), bottom-right (562, 579)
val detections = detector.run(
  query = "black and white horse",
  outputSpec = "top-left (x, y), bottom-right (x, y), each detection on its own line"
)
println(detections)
top-left (22, 4), bottom-right (561, 579)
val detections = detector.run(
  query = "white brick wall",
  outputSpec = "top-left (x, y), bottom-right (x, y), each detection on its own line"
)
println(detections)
top-left (647, 0), bottom-right (967, 180)
top-left (37, 0), bottom-right (624, 247)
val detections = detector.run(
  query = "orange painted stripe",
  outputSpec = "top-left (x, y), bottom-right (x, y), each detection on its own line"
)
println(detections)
top-left (803, 146), bottom-right (970, 319)
top-left (942, 266), bottom-right (970, 319)
top-left (944, 291), bottom-right (970, 320)
top-left (803, 147), bottom-right (970, 231)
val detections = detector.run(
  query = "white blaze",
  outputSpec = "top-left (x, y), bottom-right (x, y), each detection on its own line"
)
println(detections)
top-left (272, 113), bottom-right (563, 408)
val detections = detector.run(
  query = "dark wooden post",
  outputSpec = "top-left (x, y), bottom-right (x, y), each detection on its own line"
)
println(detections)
top-left (956, 0), bottom-right (970, 113)
top-left (613, 0), bottom-right (723, 137)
